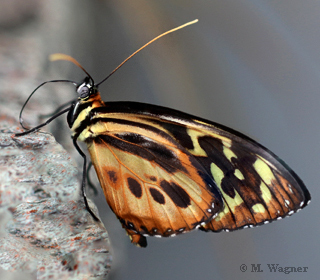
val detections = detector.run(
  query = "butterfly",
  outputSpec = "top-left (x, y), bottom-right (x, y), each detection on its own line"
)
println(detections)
top-left (15, 21), bottom-right (311, 247)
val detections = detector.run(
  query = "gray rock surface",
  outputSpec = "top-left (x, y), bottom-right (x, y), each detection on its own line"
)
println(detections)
top-left (0, 121), bottom-right (112, 279)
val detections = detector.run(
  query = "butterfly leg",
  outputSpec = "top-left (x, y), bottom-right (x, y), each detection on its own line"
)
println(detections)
top-left (87, 161), bottom-right (99, 195)
top-left (73, 137), bottom-right (100, 221)
top-left (15, 107), bottom-right (71, 137)
top-left (38, 99), bottom-right (75, 120)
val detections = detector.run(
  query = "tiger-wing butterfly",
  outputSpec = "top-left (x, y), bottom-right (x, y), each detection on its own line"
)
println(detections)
top-left (74, 98), bottom-right (310, 247)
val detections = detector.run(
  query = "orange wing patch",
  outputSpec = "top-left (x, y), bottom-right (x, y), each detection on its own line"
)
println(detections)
top-left (87, 132), bottom-right (223, 247)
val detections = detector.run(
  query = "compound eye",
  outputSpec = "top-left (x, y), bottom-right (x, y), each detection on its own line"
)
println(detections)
top-left (77, 83), bottom-right (90, 98)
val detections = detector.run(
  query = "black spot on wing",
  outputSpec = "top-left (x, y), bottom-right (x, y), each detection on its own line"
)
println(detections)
top-left (149, 176), bottom-right (157, 182)
top-left (127, 177), bottom-right (143, 198)
top-left (149, 188), bottom-right (165, 204)
top-left (160, 180), bottom-right (191, 208)
top-left (107, 171), bottom-right (117, 183)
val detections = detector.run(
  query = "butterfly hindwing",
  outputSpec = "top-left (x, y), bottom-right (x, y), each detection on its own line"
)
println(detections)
top-left (86, 102), bottom-right (310, 238)
top-left (86, 112), bottom-right (224, 247)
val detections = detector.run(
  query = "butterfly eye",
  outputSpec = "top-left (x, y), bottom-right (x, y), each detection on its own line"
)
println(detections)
top-left (77, 83), bottom-right (91, 98)
top-left (76, 76), bottom-right (96, 99)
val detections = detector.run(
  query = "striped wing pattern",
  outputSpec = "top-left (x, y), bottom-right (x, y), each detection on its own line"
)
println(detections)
top-left (72, 97), bottom-right (310, 247)
top-left (83, 102), bottom-right (224, 247)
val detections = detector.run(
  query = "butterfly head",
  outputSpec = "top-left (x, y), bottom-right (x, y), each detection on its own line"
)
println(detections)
top-left (76, 77), bottom-right (98, 100)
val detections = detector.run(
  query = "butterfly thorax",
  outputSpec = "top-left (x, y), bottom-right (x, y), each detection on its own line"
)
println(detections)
top-left (68, 88), bottom-right (106, 142)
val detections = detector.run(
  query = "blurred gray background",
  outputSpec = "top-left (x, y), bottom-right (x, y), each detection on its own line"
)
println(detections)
top-left (0, 0), bottom-right (319, 279)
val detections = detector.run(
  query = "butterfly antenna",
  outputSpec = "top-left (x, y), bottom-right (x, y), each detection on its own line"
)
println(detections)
top-left (19, 54), bottom-right (96, 129)
top-left (19, 79), bottom-right (77, 129)
top-left (49, 53), bottom-right (95, 85)
top-left (96, 19), bottom-right (198, 86)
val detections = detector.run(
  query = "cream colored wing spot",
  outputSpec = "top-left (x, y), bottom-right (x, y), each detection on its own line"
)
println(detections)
top-left (186, 126), bottom-right (233, 156)
top-left (186, 129), bottom-right (208, 156)
top-left (252, 203), bottom-right (266, 214)
top-left (259, 181), bottom-right (272, 204)
top-left (234, 169), bottom-right (245, 180)
top-left (223, 146), bottom-right (237, 161)
top-left (191, 120), bottom-right (232, 147)
top-left (209, 162), bottom-right (229, 222)
top-left (214, 207), bottom-right (229, 222)
top-left (210, 162), bottom-right (224, 187)
top-left (210, 162), bottom-right (244, 212)
top-left (253, 157), bottom-right (276, 185)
